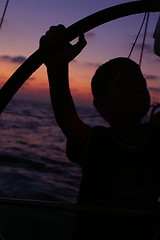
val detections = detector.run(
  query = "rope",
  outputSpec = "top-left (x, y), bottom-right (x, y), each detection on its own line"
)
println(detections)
top-left (139, 12), bottom-right (150, 66)
top-left (0, 0), bottom-right (10, 30)
top-left (128, 12), bottom-right (147, 59)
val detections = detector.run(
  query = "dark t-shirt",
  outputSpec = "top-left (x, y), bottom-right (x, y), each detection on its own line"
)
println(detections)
top-left (66, 123), bottom-right (160, 239)
top-left (67, 123), bottom-right (160, 210)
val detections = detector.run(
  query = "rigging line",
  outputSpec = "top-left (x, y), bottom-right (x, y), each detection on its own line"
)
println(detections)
top-left (0, 0), bottom-right (10, 30)
top-left (128, 12), bottom-right (147, 59)
top-left (139, 12), bottom-right (150, 66)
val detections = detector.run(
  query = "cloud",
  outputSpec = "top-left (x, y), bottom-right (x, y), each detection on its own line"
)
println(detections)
top-left (0, 55), bottom-right (26, 64)
top-left (144, 73), bottom-right (159, 81)
top-left (128, 32), bottom-right (154, 54)
top-left (128, 42), bottom-right (153, 53)
top-left (72, 58), bottom-right (101, 69)
top-left (28, 77), bottom-right (35, 81)
top-left (155, 58), bottom-right (160, 63)
top-left (21, 76), bottom-right (36, 86)
top-left (133, 42), bottom-right (153, 54)
top-left (86, 31), bottom-right (96, 39)
top-left (85, 61), bottom-right (102, 69)
top-left (0, 18), bottom-right (8, 29)
top-left (149, 87), bottom-right (160, 92)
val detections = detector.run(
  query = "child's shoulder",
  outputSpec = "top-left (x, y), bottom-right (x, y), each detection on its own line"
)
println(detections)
top-left (89, 125), bottom-right (112, 143)
top-left (91, 125), bottom-right (111, 135)
top-left (142, 122), bottom-right (160, 146)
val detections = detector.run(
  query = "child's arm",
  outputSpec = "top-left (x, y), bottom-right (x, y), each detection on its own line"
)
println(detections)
top-left (39, 25), bottom-right (90, 147)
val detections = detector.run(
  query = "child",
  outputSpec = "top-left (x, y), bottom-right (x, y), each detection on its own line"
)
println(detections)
top-left (39, 24), bottom-right (160, 239)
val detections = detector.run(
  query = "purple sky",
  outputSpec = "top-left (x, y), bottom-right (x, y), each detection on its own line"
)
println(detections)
top-left (0, 0), bottom-right (160, 106)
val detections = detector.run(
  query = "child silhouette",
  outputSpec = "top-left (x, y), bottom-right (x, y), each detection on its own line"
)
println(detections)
top-left (39, 24), bottom-right (160, 240)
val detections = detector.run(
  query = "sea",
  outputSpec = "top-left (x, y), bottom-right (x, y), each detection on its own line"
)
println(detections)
top-left (0, 98), bottom-right (107, 239)
top-left (0, 99), bottom-right (158, 240)
top-left (0, 98), bottom-right (107, 204)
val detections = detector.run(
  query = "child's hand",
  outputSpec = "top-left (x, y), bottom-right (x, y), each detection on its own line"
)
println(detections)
top-left (39, 24), bottom-right (87, 65)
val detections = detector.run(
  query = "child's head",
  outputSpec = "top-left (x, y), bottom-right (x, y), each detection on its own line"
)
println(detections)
top-left (91, 57), bottom-right (150, 124)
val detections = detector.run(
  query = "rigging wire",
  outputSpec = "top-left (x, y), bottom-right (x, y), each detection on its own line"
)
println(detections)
top-left (139, 12), bottom-right (150, 66)
top-left (0, 0), bottom-right (10, 31)
top-left (128, 12), bottom-right (147, 59)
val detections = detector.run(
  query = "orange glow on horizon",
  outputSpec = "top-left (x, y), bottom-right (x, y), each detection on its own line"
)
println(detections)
top-left (0, 59), bottom-right (93, 106)
top-left (1, 49), bottom-right (160, 108)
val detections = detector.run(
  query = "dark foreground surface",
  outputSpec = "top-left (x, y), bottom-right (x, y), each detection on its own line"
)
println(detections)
top-left (0, 199), bottom-right (75, 240)
top-left (0, 199), bottom-right (160, 240)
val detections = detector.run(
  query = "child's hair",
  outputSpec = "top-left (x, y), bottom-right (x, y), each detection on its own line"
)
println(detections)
top-left (91, 57), bottom-right (145, 98)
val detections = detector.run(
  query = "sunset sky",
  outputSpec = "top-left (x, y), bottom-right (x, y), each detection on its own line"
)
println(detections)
top-left (0, 0), bottom-right (160, 107)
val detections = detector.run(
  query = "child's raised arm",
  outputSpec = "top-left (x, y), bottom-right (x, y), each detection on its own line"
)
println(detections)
top-left (39, 25), bottom-right (90, 148)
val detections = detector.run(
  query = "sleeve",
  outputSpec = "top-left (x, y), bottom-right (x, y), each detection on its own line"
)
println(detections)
top-left (66, 126), bottom-right (92, 165)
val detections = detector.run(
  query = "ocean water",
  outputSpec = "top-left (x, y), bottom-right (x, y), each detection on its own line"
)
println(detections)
top-left (0, 99), bottom-right (108, 239)
top-left (0, 98), bottom-right (106, 204)
top-left (0, 99), bottom-right (159, 240)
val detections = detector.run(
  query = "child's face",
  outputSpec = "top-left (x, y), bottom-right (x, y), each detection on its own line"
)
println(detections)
top-left (94, 64), bottom-right (150, 122)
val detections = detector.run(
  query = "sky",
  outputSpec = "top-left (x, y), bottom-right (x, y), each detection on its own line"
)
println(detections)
top-left (0, 0), bottom-right (160, 108)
